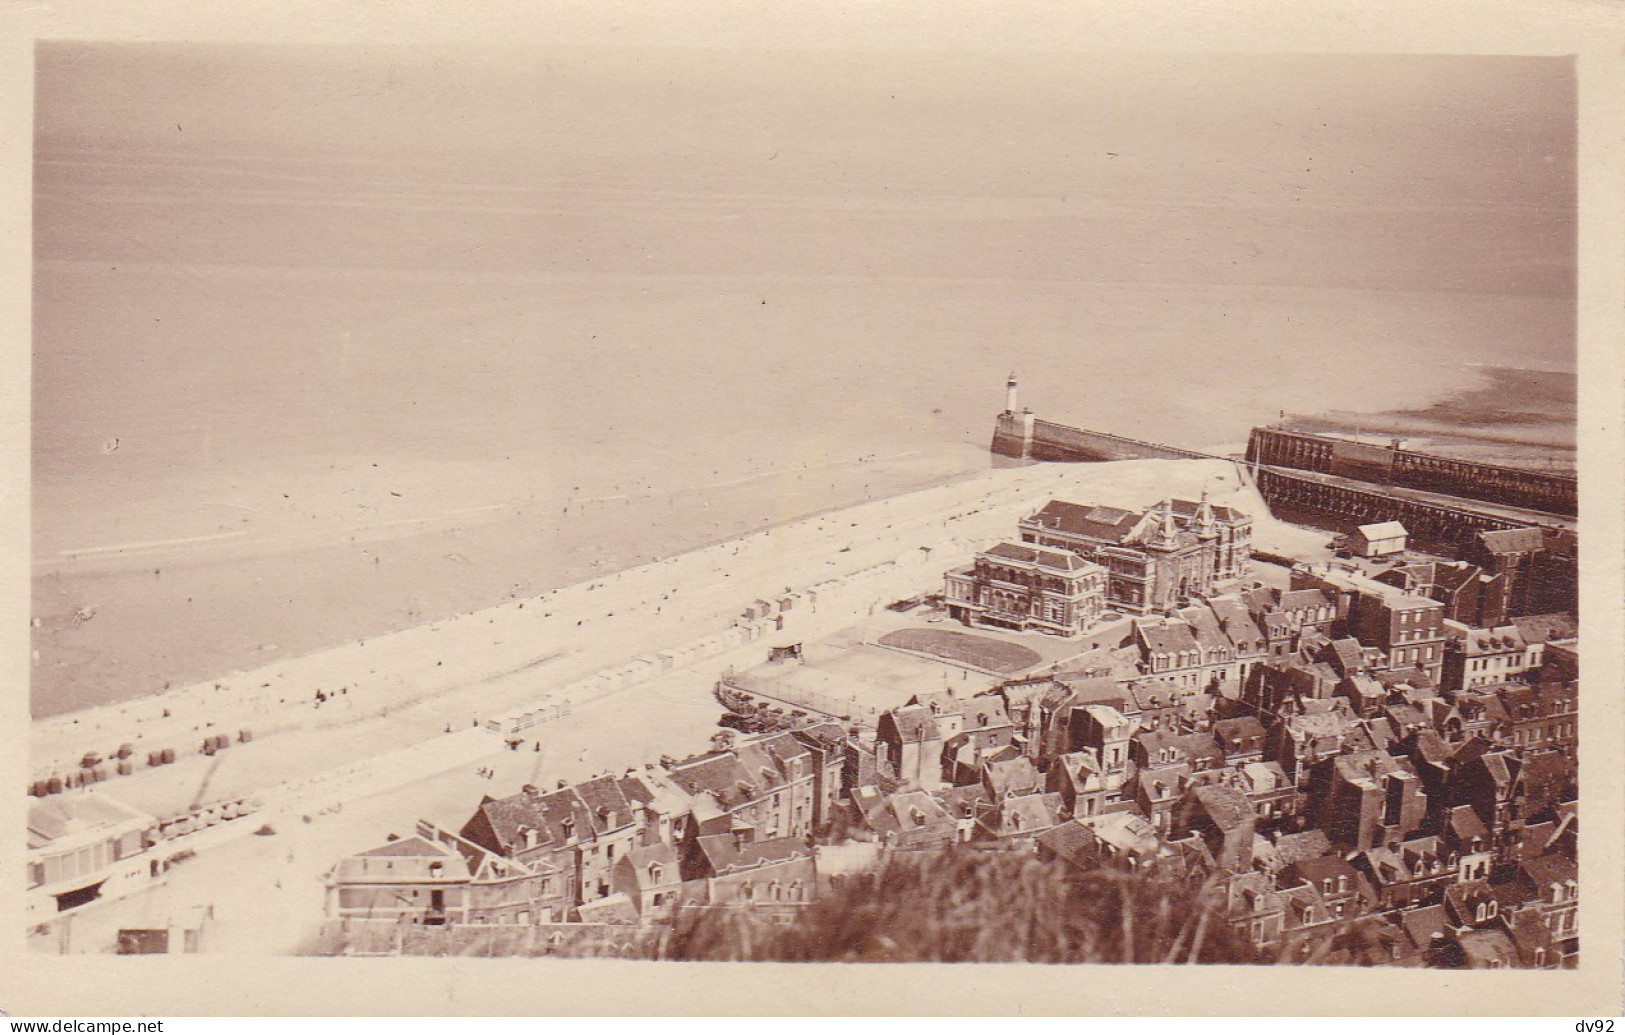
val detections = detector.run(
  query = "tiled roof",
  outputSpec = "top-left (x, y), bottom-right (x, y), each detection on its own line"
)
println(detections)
top-left (1446, 805), bottom-right (1490, 844)
top-left (1035, 819), bottom-right (1097, 864)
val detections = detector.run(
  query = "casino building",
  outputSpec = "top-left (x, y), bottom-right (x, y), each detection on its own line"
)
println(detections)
top-left (944, 542), bottom-right (1108, 636)
top-left (1015, 496), bottom-right (1253, 615)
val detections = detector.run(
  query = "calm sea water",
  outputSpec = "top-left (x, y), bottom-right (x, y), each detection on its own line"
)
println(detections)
top-left (31, 147), bottom-right (1576, 717)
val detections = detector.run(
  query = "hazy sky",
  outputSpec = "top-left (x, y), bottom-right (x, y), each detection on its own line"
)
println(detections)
top-left (36, 45), bottom-right (1575, 299)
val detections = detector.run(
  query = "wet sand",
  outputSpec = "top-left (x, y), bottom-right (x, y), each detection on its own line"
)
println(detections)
top-left (1285, 364), bottom-right (1576, 472)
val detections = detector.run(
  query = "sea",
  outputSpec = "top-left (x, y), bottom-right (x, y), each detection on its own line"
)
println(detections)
top-left (31, 137), bottom-right (1576, 718)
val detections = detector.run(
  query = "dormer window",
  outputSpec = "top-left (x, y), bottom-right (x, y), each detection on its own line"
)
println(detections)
top-left (648, 863), bottom-right (664, 884)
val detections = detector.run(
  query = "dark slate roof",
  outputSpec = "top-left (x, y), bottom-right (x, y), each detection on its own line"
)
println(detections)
top-left (882, 705), bottom-right (942, 744)
top-left (1137, 619), bottom-right (1200, 656)
top-left (1519, 852), bottom-right (1577, 887)
top-left (1206, 595), bottom-right (1266, 649)
top-left (960, 696), bottom-right (1011, 730)
top-left (1056, 677), bottom-right (1127, 708)
top-left (666, 752), bottom-right (773, 810)
top-left (1035, 819), bottom-right (1097, 864)
top-left (572, 775), bottom-right (636, 834)
top-left (358, 835), bottom-right (454, 859)
top-left (984, 541), bottom-right (1091, 572)
top-left (983, 756), bottom-right (1042, 799)
top-left (1168, 497), bottom-right (1243, 523)
top-left (1212, 716), bottom-right (1267, 750)
top-left (1026, 500), bottom-right (1142, 542)
top-left (1433, 561), bottom-right (1484, 595)
top-left (865, 790), bottom-right (953, 835)
top-left (1278, 589), bottom-right (1331, 612)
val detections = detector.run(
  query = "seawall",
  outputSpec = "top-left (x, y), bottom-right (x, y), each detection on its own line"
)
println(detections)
top-left (990, 411), bottom-right (1212, 463)
top-left (1246, 426), bottom-right (1577, 517)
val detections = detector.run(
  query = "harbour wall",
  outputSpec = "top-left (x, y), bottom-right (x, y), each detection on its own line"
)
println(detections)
top-left (989, 411), bottom-right (1571, 550)
top-left (991, 411), bottom-right (1211, 463)
top-left (1245, 427), bottom-right (1576, 517)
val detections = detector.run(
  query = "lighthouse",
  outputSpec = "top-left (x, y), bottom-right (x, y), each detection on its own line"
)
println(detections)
top-left (991, 372), bottom-right (1037, 461)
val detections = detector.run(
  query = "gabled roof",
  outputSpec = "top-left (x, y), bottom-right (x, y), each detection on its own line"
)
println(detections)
top-left (864, 789), bottom-right (953, 835)
top-left (982, 756), bottom-right (1042, 799)
top-left (695, 834), bottom-right (812, 876)
top-left (1205, 595), bottom-right (1266, 649)
top-left (880, 704), bottom-right (942, 744)
top-left (982, 541), bottom-right (1093, 572)
top-left (1025, 500), bottom-right (1142, 542)
top-left (1356, 521), bottom-right (1407, 539)
top-left (1511, 613), bottom-right (1578, 645)
top-left (1135, 618), bottom-right (1200, 656)
top-left (1476, 528), bottom-right (1547, 555)
top-left (959, 696), bottom-right (1011, 730)
top-left (666, 752), bottom-right (775, 811)
top-left (357, 835), bottom-right (454, 859)
top-left (28, 794), bottom-right (153, 847)
top-left (1212, 715), bottom-right (1267, 750)
top-left (982, 792), bottom-right (1063, 837)
top-left (1190, 783), bottom-right (1255, 831)
top-left (1277, 588), bottom-right (1332, 612)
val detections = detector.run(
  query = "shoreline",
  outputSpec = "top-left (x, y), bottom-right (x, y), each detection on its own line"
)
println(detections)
top-left (30, 457), bottom-right (1265, 794)
top-left (32, 445), bottom-right (991, 722)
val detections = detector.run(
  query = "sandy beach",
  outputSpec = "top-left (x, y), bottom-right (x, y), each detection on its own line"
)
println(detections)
top-left (30, 457), bottom-right (1291, 808)
top-left (31, 455), bottom-right (1337, 952)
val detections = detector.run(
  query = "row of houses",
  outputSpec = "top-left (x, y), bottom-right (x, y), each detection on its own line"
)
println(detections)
top-left (324, 726), bottom-right (844, 930)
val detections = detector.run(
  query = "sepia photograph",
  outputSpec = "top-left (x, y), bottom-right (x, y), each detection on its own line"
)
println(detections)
top-left (9, 1), bottom-right (1621, 1017)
